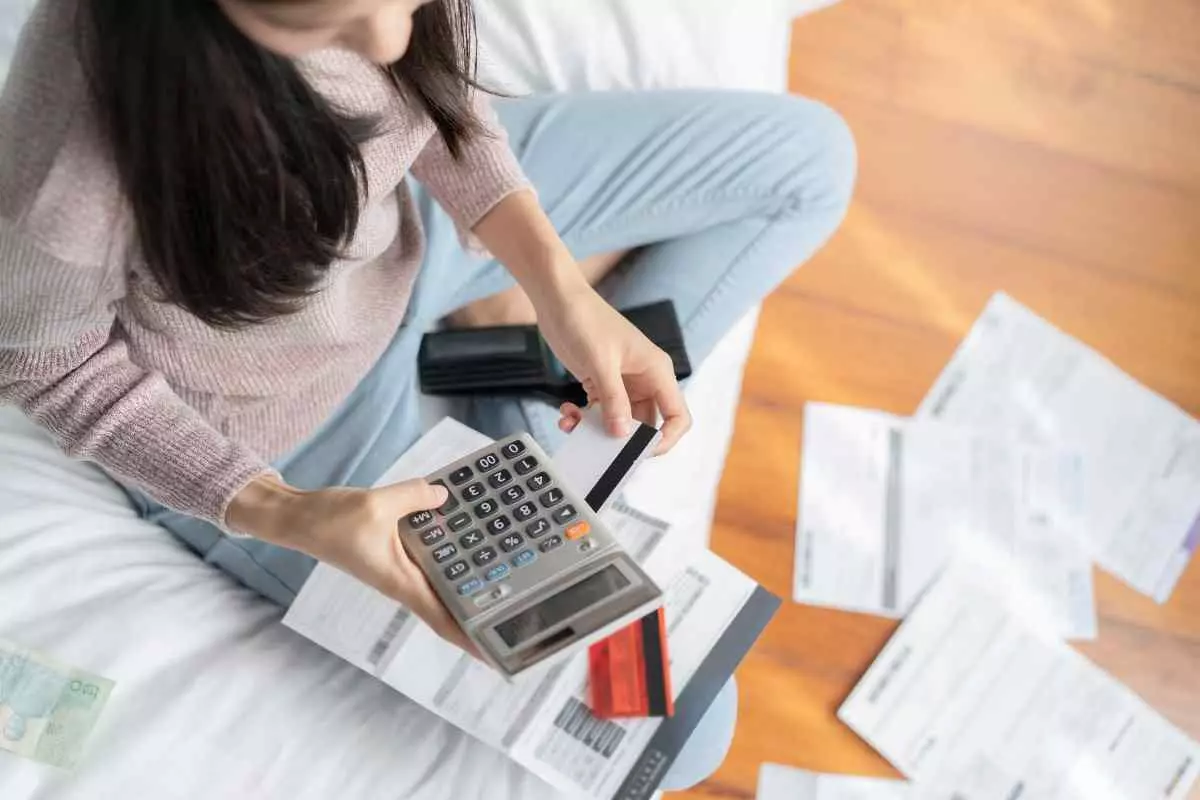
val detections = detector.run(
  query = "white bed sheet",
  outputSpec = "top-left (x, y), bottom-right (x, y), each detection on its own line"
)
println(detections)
top-left (0, 0), bottom-right (820, 794)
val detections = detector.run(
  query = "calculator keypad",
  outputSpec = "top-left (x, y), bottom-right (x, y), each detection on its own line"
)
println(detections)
top-left (459, 529), bottom-right (485, 550)
top-left (405, 437), bottom-right (606, 610)
top-left (513, 501), bottom-right (538, 522)
top-left (432, 543), bottom-right (458, 563)
top-left (486, 515), bottom-right (512, 536)
top-left (409, 510), bottom-right (435, 529)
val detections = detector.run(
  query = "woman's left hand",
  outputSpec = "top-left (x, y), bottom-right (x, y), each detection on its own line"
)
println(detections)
top-left (535, 284), bottom-right (691, 454)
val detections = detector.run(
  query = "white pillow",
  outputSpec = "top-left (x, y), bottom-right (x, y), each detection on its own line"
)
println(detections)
top-left (477, 0), bottom-right (795, 94)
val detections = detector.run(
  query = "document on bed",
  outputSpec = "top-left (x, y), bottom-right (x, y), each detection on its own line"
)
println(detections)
top-left (756, 764), bottom-right (908, 800)
top-left (838, 565), bottom-right (1200, 800)
top-left (918, 293), bottom-right (1200, 603)
top-left (283, 418), bottom-right (780, 800)
top-left (794, 403), bottom-right (1095, 639)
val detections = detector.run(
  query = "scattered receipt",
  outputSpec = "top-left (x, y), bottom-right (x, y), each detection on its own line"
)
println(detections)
top-left (918, 293), bottom-right (1200, 602)
top-left (757, 764), bottom-right (908, 800)
top-left (838, 565), bottom-right (1200, 800)
top-left (795, 403), bottom-right (1096, 639)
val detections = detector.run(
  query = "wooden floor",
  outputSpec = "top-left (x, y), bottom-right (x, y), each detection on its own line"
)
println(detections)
top-left (676, 0), bottom-right (1200, 797)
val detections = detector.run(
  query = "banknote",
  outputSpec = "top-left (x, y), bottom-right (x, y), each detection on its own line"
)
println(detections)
top-left (0, 639), bottom-right (114, 769)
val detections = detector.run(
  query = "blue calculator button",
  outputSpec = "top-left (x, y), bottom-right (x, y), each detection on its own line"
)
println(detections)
top-left (457, 577), bottom-right (484, 596)
top-left (511, 549), bottom-right (536, 568)
top-left (485, 563), bottom-right (510, 582)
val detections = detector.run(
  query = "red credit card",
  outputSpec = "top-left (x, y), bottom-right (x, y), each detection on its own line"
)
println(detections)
top-left (588, 608), bottom-right (673, 719)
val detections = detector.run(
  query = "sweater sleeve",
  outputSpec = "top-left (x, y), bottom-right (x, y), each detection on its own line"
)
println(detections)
top-left (0, 222), bottom-right (272, 526)
top-left (409, 91), bottom-right (531, 251)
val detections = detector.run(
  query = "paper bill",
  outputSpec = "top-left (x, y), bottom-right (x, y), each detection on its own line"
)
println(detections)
top-left (0, 640), bottom-right (114, 769)
top-left (918, 293), bottom-right (1200, 602)
top-left (838, 565), bottom-right (1200, 799)
top-left (795, 403), bottom-right (1096, 639)
top-left (757, 763), bottom-right (909, 800)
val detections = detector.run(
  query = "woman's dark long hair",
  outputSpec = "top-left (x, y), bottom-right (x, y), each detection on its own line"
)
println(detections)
top-left (76, 0), bottom-right (483, 327)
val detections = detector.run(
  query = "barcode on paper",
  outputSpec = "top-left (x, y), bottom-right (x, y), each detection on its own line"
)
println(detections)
top-left (368, 608), bottom-right (411, 666)
top-left (553, 697), bottom-right (626, 758)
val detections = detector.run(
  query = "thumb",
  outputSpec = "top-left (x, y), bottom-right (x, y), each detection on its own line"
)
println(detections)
top-left (587, 367), bottom-right (633, 437)
top-left (374, 478), bottom-right (448, 514)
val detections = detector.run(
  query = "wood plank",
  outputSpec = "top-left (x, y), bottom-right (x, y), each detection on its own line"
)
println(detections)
top-left (670, 0), bottom-right (1200, 797)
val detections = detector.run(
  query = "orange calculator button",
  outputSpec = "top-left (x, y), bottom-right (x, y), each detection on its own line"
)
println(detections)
top-left (565, 521), bottom-right (591, 540)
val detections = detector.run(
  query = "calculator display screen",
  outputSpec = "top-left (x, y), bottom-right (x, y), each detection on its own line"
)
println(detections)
top-left (494, 566), bottom-right (630, 648)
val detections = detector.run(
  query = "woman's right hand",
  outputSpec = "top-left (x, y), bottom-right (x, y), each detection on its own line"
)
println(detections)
top-left (227, 474), bottom-right (475, 654)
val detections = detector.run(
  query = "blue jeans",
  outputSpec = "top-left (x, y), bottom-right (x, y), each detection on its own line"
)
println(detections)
top-left (132, 90), bottom-right (855, 791)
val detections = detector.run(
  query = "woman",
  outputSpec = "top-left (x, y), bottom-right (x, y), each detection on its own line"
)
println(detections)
top-left (0, 0), bottom-right (854, 789)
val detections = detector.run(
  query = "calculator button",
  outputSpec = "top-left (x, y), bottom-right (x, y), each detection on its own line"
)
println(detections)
top-left (419, 526), bottom-right (446, 546)
top-left (443, 560), bottom-right (469, 581)
top-left (488, 469), bottom-right (513, 489)
top-left (457, 577), bottom-right (484, 597)
top-left (449, 466), bottom-right (474, 486)
top-left (514, 455), bottom-right (539, 476)
top-left (500, 485), bottom-right (525, 505)
top-left (472, 547), bottom-right (498, 567)
top-left (473, 498), bottom-right (499, 519)
top-left (499, 532), bottom-right (524, 553)
top-left (513, 501), bottom-right (538, 522)
top-left (539, 488), bottom-right (564, 509)
top-left (458, 529), bottom-right (485, 550)
top-left (526, 472), bottom-right (551, 492)
top-left (431, 481), bottom-right (459, 513)
top-left (525, 518), bottom-right (552, 539)
top-left (476, 452), bottom-right (501, 473)
top-left (511, 549), bottom-right (537, 568)
top-left (552, 505), bottom-right (578, 525)
top-left (463, 482), bottom-right (486, 501)
top-left (486, 515), bottom-right (512, 536)
top-left (500, 440), bottom-right (527, 459)
top-left (447, 512), bottom-right (472, 532)
top-left (565, 521), bottom-right (591, 540)
top-left (538, 535), bottom-right (564, 553)
top-left (408, 510), bottom-right (435, 529)
top-left (431, 543), bottom-right (458, 563)
top-left (485, 563), bottom-right (510, 582)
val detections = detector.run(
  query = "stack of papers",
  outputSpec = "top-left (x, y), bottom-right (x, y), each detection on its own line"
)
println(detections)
top-left (783, 293), bottom-right (1200, 799)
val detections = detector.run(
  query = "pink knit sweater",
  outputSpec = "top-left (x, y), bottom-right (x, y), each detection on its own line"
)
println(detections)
top-left (0, 1), bottom-right (529, 525)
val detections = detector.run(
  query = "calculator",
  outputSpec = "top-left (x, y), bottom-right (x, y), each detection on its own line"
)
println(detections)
top-left (400, 435), bottom-right (664, 678)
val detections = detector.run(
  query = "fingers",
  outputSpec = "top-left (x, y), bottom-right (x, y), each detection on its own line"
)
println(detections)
top-left (558, 402), bottom-right (584, 433)
top-left (585, 369), bottom-right (633, 437)
top-left (375, 478), bottom-right (448, 512)
top-left (386, 558), bottom-right (481, 658)
top-left (653, 375), bottom-right (692, 455)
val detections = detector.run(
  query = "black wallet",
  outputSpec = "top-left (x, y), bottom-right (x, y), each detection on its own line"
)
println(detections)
top-left (418, 300), bottom-right (693, 406)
